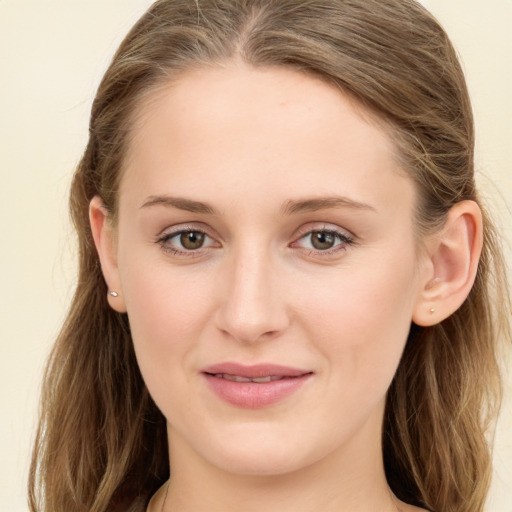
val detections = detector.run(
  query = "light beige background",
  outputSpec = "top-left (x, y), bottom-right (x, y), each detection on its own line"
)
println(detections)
top-left (1, 1), bottom-right (510, 510)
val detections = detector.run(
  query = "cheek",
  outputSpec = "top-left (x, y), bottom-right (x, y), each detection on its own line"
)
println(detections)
top-left (118, 257), bottom-right (215, 388)
top-left (294, 249), bottom-right (418, 383)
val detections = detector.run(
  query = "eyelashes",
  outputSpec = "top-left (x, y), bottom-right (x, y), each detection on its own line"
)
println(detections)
top-left (155, 225), bottom-right (355, 258)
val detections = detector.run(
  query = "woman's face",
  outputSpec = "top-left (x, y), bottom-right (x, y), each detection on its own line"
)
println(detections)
top-left (110, 65), bottom-right (430, 476)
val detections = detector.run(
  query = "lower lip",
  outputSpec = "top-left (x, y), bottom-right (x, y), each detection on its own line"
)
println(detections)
top-left (203, 373), bottom-right (312, 409)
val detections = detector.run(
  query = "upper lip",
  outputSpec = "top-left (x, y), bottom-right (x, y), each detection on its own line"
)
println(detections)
top-left (202, 362), bottom-right (311, 379)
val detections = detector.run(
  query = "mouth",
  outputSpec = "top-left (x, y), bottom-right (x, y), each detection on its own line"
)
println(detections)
top-left (207, 374), bottom-right (290, 383)
top-left (201, 363), bottom-right (313, 409)
top-left (202, 362), bottom-right (311, 379)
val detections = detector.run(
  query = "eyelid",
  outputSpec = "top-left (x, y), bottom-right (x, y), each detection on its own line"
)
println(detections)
top-left (156, 221), bottom-right (214, 238)
top-left (293, 222), bottom-right (355, 242)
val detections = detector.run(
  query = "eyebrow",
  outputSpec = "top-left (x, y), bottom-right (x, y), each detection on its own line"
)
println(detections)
top-left (281, 196), bottom-right (376, 215)
top-left (140, 194), bottom-right (376, 216)
top-left (140, 195), bottom-right (217, 214)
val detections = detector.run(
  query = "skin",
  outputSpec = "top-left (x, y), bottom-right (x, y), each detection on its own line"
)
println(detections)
top-left (91, 63), bottom-right (482, 512)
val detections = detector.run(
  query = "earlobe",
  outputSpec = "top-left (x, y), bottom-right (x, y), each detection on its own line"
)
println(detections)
top-left (89, 196), bottom-right (127, 313)
top-left (413, 200), bottom-right (483, 327)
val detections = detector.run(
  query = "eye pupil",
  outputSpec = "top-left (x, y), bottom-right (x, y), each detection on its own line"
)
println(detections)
top-left (311, 231), bottom-right (335, 250)
top-left (180, 231), bottom-right (205, 250)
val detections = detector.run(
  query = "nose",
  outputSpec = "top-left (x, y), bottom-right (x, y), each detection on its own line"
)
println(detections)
top-left (214, 247), bottom-right (290, 344)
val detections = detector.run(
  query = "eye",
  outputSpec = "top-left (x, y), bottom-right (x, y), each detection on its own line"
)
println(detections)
top-left (293, 228), bottom-right (354, 254)
top-left (308, 231), bottom-right (338, 250)
top-left (157, 228), bottom-right (219, 254)
top-left (178, 231), bottom-right (206, 250)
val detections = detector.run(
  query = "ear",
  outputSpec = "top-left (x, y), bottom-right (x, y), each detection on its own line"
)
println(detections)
top-left (89, 195), bottom-right (127, 313)
top-left (412, 200), bottom-right (483, 327)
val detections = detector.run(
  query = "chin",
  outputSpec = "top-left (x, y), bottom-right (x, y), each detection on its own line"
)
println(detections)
top-left (212, 449), bottom-right (307, 477)
top-left (197, 427), bottom-right (332, 477)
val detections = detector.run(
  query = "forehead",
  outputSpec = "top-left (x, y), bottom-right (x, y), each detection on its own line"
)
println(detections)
top-left (121, 64), bottom-right (414, 216)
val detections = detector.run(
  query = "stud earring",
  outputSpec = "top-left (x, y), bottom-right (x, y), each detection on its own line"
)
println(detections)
top-left (429, 307), bottom-right (436, 314)
top-left (108, 291), bottom-right (119, 297)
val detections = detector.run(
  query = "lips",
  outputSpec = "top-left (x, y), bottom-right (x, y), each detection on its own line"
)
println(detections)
top-left (202, 363), bottom-right (312, 409)
top-left (212, 374), bottom-right (284, 383)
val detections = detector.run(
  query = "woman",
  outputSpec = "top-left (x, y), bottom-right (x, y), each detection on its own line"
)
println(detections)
top-left (28, 1), bottom-right (511, 511)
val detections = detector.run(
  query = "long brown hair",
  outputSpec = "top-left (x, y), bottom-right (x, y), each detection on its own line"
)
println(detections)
top-left (29, 1), bottom-right (511, 511)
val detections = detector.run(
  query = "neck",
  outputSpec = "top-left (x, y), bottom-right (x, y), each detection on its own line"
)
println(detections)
top-left (160, 422), bottom-right (398, 512)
